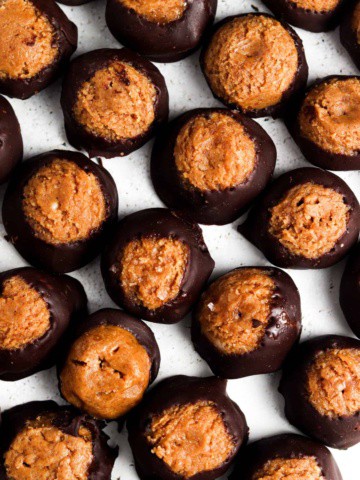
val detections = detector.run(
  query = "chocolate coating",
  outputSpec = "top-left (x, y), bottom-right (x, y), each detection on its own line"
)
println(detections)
top-left (0, 0), bottom-right (77, 99)
top-left (127, 375), bottom-right (248, 480)
top-left (279, 335), bottom-right (360, 449)
top-left (238, 168), bottom-right (360, 269)
top-left (340, 243), bottom-right (360, 337)
top-left (58, 0), bottom-right (92, 4)
top-left (0, 96), bottom-right (23, 184)
top-left (192, 267), bottom-right (301, 379)
top-left (230, 433), bottom-right (343, 479)
top-left (0, 401), bottom-right (117, 480)
top-left (61, 48), bottom-right (169, 158)
top-left (341, 0), bottom-right (360, 70)
top-left (106, 0), bottom-right (217, 63)
top-left (2, 150), bottom-right (118, 273)
top-left (151, 108), bottom-right (276, 225)
top-left (0, 267), bottom-right (87, 381)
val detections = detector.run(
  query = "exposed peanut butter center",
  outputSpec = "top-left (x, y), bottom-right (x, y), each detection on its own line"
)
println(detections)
top-left (299, 78), bottom-right (360, 156)
top-left (253, 457), bottom-right (324, 480)
top-left (174, 112), bottom-right (257, 192)
top-left (290, 0), bottom-right (340, 12)
top-left (0, 276), bottom-right (50, 350)
top-left (147, 401), bottom-right (235, 478)
top-left (4, 418), bottom-right (93, 480)
top-left (353, 3), bottom-right (360, 43)
top-left (74, 61), bottom-right (156, 142)
top-left (22, 159), bottom-right (107, 245)
top-left (120, 0), bottom-right (187, 23)
top-left (307, 348), bottom-right (360, 417)
top-left (120, 237), bottom-right (189, 311)
top-left (60, 324), bottom-right (151, 419)
top-left (198, 269), bottom-right (275, 355)
top-left (269, 183), bottom-right (349, 260)
top-left (203, 15), bottom-right (298, 112)
top-left (0, 0), bottom-right (57, 80)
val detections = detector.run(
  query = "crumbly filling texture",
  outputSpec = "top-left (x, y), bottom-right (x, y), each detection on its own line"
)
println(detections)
top-left (203, 15), bottom-right (298, 112)
top-left (74, 61), bottom-right (156, 142)
top-left (119, 237), bottom-right (189, 311)
top-left (22, 159), bottom-right (107, 245)
top-left (198, 269), bottom-right (275, 355)
top-left (60, 325), bottom-right (151, 419)
top-left (299, 78), bottom-right (360, 156)
top-left (290, 0), bottom-right (340, 12)
top-left (147, 401), bottom-right (235, 478)
top-left (253, 457), bottom-right (325, 480)
top-left (353, 2), bottom-right (360, 43)
top-left (269, 182), bottom-right (349, 260)
top-left (307, 348), bottom-right (360, 417)
top-left (0, 0), bottom-right (57, 80)
top-left (0, 276), bottom-right (50, 350)
top-left (174, 112), bottom-right (257, 192)
top-left (120, 0), bottom-right (187, 23)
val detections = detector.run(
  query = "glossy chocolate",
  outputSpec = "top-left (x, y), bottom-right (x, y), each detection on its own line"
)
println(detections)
top-left (58, 0), bottom-right (92, 4)
top-left (0, 267), bottom-right (87, 381)
top-left (340, 243), bottom-right (360, 337)
top-left (0, 96), bottom-right (23, 184)
top-left (0, 401), bottom-right (117, 480)
top-left (106, 0), bottom-right (217, 63)
top-left (151, 108), bottom-right (276, 225)
top-left (341, 0), bottom-right (360, 70)
top-left (238, 168), bottom-right (360, 269)
top-left (127, 375), bottom-right (248, 480)
top-left (192, 267), bottom-right (301, 379)
top-left (279, 335), bottom-right (360, 449)
top-left (2, 150), bottom-right (118, 273)
top-left (61, 48), bottom-right (169, 158)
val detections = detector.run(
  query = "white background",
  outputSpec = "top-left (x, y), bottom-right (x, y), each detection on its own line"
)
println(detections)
top-left (0, 0), bottom-right (359, 478)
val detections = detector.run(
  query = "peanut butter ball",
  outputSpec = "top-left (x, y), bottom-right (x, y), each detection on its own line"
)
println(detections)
top-left (0, 96), bottom-right (23, 183)
top-left (341, 1), bottom-right (360, 70)
top-left (340, 243), bottom-right (360, 338)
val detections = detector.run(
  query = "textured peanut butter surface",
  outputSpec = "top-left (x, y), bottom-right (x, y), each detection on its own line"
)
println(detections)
top-left (198, 269), bottom-right (275, 355)
top-left (174, 112), bottom-right (257, 191)
top-left (74, 61), bottom-right (156, 142)
top-left (353, 3), bottom-right (360, 43)
top-left (307, 348), bottom-right (360, 417)
top-left (120, 0), bottom-right (187, 23)
top-left (0, 276), bottom-right (50, 350)
top-left (203, 15), bottom-right (298, 111)
top-left (269, 183), bottom-right (349, 259)
top-left (23, 159), bottom-right (106, 245)
top-left (60, 325), bottom-right (151, 419)
top-left (0, 0), bottom-right (57, 80)
top-left (299, 78), bottom-right (360, 156)
top-left (253, 457), bottom-right (324, 480)
top-left (291, 0), bottom-right (340, 12)
top-left (120, 237), bottom-right (189, 310)
top-left (147, 401), bottom-right (234, 477)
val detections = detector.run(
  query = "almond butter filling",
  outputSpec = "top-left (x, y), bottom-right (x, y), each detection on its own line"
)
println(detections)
top-left (22, 159), bottom-right (107, 245)
top-left (147, 401), bottom-right (235, 478)
top-left (299, 78), bottom-right (360, 156)
top-left (60, 325), bottom-right (151, 419)
top-left (198, 269), bottom-right (275, 355)
top-left (290, 0), bottom-right (340, 12)
top-left (0, 276), bottom-right (50, 350)
top-left (120, 237), bottom-right (189, 310)
top-left (254, 457), bottom-right (325, 480)
top-left (174, 112), bottom-right (257, 191)
top-left (269, 183), bottom-right (349, 259)
top-left (353, 2), bottom-right (360, 43)
top-left (307, 348), bottom-right (360, 417)
top-left (203, 15), bottom-right (298, 112)
top-left (120, 0), bottom-right (187, 23)
top-left (0, 0), bottom-right (57, 80)
top-left (74, 61), bottom-right (156, 142)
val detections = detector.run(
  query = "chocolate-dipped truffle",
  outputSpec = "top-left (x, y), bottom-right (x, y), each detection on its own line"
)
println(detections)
top-left (279, 335), bottom-right (360, 449)
top-left (230, 433), bottom-right (343, 480)
top-left (0, 96), bottom-right (23, 184)
top-left (340, 243), bottom-right (360, 338)
top-left (61, 48), bottom-right (169, 158)
top-left (0, 0), bottom-right (77, 99)
top-left (151, 108), bottom-right (276, 225)
top-left (2, 150), bottom-right (118, 273)
top-left (287, 76), bottom-right (360, 171)
top-left (58, 308), bottom-right (160, 420)
top-left (238, 168), bottom-right (360, 269)
top-left (262, 0), bottom-right (348, 32)
top-left (0, 267), bottom-right (87, 381)
top-left (200, 13), bottom-right (308, 118)
top-left (101, 208), bottom-right (214, 324)
top-left (127, 375), bottom-right (248, 480)
top-left (106, 0), bottom-right (217, 63)
top-left (341, 0), bottom-right (360, 70)
top-left (0, 401), bottom-right (117, 479)
top-left (192, 267), bottom-right (301, 379)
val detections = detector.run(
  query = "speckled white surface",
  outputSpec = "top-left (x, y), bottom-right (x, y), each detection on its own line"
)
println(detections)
top-left (0, 0), bottom-right (359, 478)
